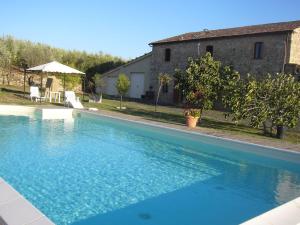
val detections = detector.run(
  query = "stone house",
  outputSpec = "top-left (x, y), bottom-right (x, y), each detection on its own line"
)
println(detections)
top-left (150, 20), bottom-right (300, 103)
top-left (101, 20), bottom-right (300, 104)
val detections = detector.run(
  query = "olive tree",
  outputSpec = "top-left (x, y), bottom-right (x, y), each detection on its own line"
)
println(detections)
top-left (222, 71), bottom-right (300, 139)
top-left (174, 52), bottom-right (221, 119)
top-left (221, 69), bottom-right (270, 129)
top-left (267, 74), bottom-right (300, 138)
top-left (0, 45), bottom-right (12, 85)
top-left (155, 73), bottom-right (172, 112)
top-left (116, 73), bottom-right (130, 109)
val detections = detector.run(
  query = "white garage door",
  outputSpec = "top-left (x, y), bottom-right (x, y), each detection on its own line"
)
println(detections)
top-left (129, 73), bottom-right (145, 99)
top-left (106, 77), bottom-right (118, 96)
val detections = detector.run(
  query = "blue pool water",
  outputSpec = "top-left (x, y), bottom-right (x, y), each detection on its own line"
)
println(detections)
top-left (0, 112), bottom-right (300, 225)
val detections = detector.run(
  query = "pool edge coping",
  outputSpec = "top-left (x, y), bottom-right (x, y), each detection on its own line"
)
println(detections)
top-left (0, 178), bottom-right (55, 225)
top-left (240, 197), bottom-right (300, 225)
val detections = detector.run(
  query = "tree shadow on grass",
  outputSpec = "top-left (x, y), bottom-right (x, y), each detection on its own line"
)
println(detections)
top-left (109, 107), bottom-right (263, 137)
top-left (1, 87), bottom-right (27, 95)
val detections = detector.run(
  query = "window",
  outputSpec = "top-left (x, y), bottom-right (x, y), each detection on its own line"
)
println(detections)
top-left (254, 42), bottom-right (263, 59)
top-left (162, 83), bottom-right (168, 93)
top-left (206, 45), bottom-right (214, 56)
top-left (165, 48), bottom-right (171, 62)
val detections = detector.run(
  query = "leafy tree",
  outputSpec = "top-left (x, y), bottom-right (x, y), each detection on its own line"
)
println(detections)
top-left (267, 74), bottom-right (300, 138)
top-left (57, 74), bottom-right (82, 90)
top-left (0, 35), bottom-right (125, 90)
top-left (174, 52), bottom-right (221, 119)
top-left (221, 68), bottom-right (270, 128)
top-left (222, 71), bottom-right (300, 139)
top-left (155, 73), bottom-right (172, 112)
top-left (0, 45), bottom-right (11, 84)
top-left (0, 38), bottom-right (15, 85)
top-left (116, 73), bottom-right (130, 109)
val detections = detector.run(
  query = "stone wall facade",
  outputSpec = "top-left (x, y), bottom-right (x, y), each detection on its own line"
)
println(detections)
top-left (151, 31), bottom-right (299, 103)
top-left (290, 28), bottom-right (300, 65)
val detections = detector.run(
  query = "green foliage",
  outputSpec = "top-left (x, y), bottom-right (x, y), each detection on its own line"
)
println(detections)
top-left (158, 73), bottom-right (172, 86)
top-left (268, 74), bottom-right (300, 128)
top-left (58, 75), bottom-right (82, 90)
top-left (0, 35), bottom-right (125, 87)
top-left (155, 73), bottom-right (172, 111)
top-left (93, 73), bottom-right (105, 90)
top-left (174, 52), bottom-right (221, 117)
top-left (116, 73), bottom-right (130, 109)
top-left (0, 45), bottom-right (11, 70)
top-left (116, 73), bottom-right (130, 96)
top-left (184, 109), bottom-right (201, 117)
top-left (222, 71), bottom-right (300, 137)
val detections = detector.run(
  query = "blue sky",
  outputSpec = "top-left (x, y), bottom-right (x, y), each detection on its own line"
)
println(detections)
top-left (1, 0), bottom-right (300, 59)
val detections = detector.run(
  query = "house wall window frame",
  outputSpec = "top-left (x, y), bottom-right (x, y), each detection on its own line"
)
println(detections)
top-left (254, 42), bottom-right (263, 59)
top-left (206, 45), bottom-right (214, 56)
top-left (165, 48), bottom-right (171, 62)
top-left (162, 83), bottom-right (169, 93)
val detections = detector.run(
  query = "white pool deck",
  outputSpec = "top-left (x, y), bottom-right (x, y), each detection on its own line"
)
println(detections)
top-left (241, 197), bottom-right (300, 225)
top-left (0, 105), bottom-right (299, 225)
top-left (0, 178), bottom-right (54, 225)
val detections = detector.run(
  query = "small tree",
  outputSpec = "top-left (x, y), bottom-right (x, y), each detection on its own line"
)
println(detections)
top-left (267, 73), bottom-right (300, 138)
top-left (222, 72), bottom-right (300, 139)
top-left (116, 73), bottom-right (130, 109)
top-left (174, 53), bottom-right (221, 120)
top-left (155, 73), bottom-right (172, 112)
top-left (93, 73), bottom-right (105, 103)
top-left (221, 68), bottom-right (270, 130)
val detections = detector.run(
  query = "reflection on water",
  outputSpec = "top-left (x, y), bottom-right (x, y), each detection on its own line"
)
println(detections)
top-left (275, 170), bottom-right (300, 204)
top-left (39, 118), bottom-right (75, 157)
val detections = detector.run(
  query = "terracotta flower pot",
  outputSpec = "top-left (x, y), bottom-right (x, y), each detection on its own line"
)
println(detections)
top-left (186, 116), bottom-right (199, 128)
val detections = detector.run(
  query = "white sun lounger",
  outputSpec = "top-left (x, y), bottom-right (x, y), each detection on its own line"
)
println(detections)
top-left (64, 91), bottom-right (84, 109)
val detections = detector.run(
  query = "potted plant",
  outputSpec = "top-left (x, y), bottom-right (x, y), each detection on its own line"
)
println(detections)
top-left (185, 109), bottom-right (201, 128)
top-left (174, 53), bottom-right (221, 128)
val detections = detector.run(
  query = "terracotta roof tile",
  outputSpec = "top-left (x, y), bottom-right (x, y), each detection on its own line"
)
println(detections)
top-left (150, 20), bottom-right (300, 45)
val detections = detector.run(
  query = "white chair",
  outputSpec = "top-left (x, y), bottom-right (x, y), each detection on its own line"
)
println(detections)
top-left (30, 86), bottom-right (41, 102)
top-left (64, 91), bottom-right (84, 109)
top-left (30, 86), bottom-right (47, 102)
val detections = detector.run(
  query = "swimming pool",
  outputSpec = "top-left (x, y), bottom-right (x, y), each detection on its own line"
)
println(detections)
top-left (0, 109), bottom-right (299, 225)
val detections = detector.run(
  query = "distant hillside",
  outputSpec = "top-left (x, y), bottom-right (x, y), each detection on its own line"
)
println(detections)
top-left (0, 35), bottom-right (125, 79)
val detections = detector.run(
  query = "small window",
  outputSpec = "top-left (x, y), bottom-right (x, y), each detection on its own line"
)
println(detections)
top-left (165, 48), bottom-right (171, 62)
top-left (254, 42), bottom-right (263, 59)
top-left (206, 45), bottom-right (214, 56)
top-left (162, 83), bottom-right (168, 93)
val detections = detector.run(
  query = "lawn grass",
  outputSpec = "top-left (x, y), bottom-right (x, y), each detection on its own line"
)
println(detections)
top-left (0, 85), bottom-right (299, 145)
top-left (0, 85), bottom-right (56, 106)
top-left (83, 97), bottom-right (300, 145)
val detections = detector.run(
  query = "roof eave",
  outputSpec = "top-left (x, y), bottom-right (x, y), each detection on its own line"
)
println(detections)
top-left (150, 30), bottom-right (295, 46)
